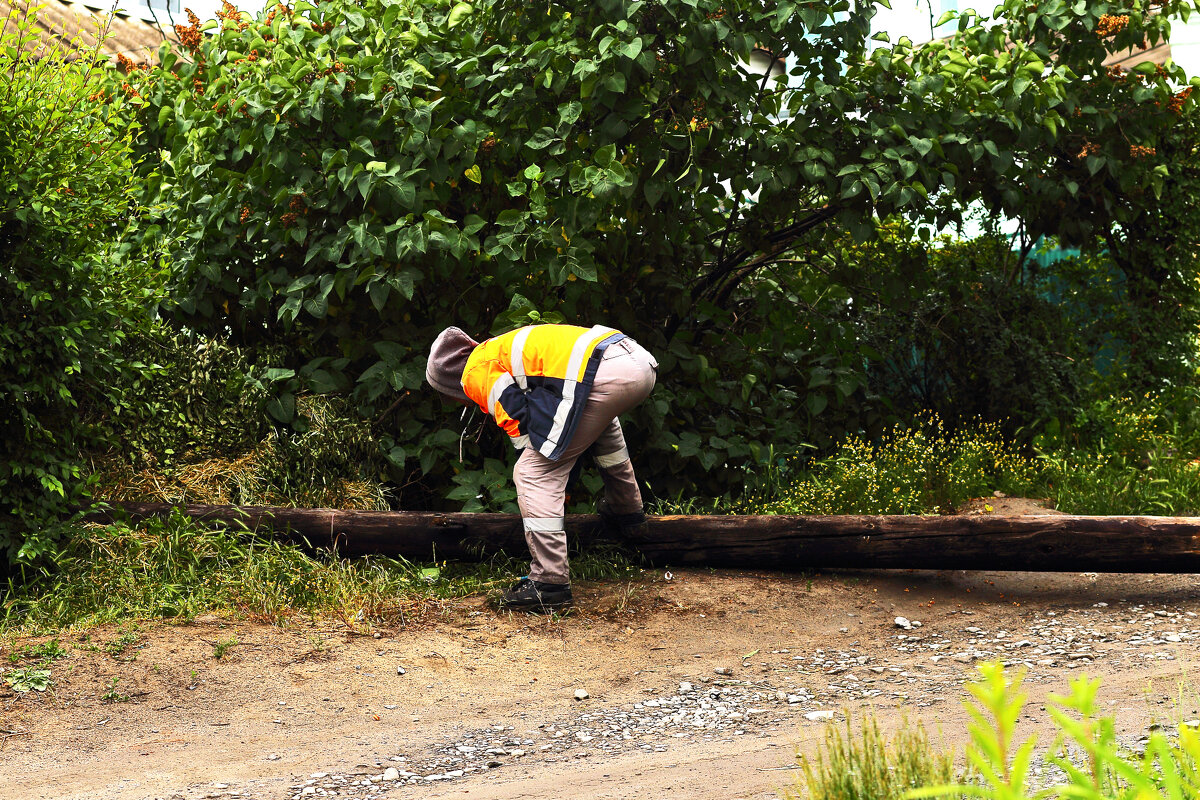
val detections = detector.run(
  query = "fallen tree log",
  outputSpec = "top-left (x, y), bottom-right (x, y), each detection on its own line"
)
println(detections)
top-left (92, 502), bottom-right (1200, 573)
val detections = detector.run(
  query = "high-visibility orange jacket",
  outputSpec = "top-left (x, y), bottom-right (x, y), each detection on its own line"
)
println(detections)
top-left (461, 324), bottom-right (627, 460)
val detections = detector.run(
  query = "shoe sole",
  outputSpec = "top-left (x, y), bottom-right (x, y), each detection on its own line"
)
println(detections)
top-left (497, 599), bottom-right (573, 613)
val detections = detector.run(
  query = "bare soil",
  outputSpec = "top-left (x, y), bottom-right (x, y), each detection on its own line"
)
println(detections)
top-left (4, 498), bottom-right (1200, 800)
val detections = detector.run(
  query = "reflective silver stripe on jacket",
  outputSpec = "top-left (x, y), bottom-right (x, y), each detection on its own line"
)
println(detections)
top-left (487, 373), bottom-right (514, 415)
top-left (509, 326), bottom-right (533, 392)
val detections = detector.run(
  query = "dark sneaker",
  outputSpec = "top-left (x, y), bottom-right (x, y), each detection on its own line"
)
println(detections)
top-left (498, 577), bottom-right (573, 612)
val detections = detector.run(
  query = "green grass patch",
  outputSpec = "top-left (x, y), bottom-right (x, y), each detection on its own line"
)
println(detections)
top-left (6, 637), bottom-right (67, 663)
top-left (743, 415), bottom-right (1038, 516)
top-left (1, 509), bottom-right (642, 634)
top-left (790, 716), bottom-right (958, 800)
top-left (1036, 393), bottom-right (1200, 517)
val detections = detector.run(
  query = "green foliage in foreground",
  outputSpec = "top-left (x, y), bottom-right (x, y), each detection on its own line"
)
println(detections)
top-left (99, 323), bottom-right (275, 473)
top-left (0, 510), bottom-right (640, 633)
top-left (922, 662), bottom-right (1200, 799)
top-left (795, 663), bottom-right (1200, 800)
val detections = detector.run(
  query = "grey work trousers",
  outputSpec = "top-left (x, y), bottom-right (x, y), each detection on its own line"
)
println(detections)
top-left (514, 337), bottom-right (657, 584)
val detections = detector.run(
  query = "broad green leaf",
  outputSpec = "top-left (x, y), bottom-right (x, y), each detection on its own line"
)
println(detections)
top-left (266, 392), bottom-right (296, 423)
top-left (447, 2), bottom-right (473, 28)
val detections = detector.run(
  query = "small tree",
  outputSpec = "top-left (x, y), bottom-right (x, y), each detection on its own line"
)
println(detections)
top-left (0, 3), bottom-right (152, 567)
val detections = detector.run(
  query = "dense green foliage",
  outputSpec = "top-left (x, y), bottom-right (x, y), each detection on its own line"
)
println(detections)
top-left (93, 389), bottom-right (392, 510)
top-left (1037, 391), bottom-right (1200, 515)
top-left (743, 415), bottom-right (1038, 516)
top-left (103, 325), bottom-right (273, 470)
top-left (787, 229), bottom-right (1091, 435)
top-left (6, 0), bottom-right (1200, 576)
top-left (86, 324), bottom-right (391, 510)
top-left (0, 8), bottom-right (156, 567)
top-left (116, 0), bottom-right (1200, 509)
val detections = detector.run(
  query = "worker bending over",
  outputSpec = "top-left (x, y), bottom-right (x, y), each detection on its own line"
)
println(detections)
top-left (426, 323), bottom-right (657, 612)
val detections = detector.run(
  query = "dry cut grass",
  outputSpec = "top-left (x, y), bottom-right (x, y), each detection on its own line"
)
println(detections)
top-left (93, 446), bottom-right (390, 510)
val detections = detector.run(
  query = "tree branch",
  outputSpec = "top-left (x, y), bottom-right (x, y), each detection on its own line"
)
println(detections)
top-left (663, 205), bottom-right (838, 340)
top-left (714, 46), bottom-right (785, 273)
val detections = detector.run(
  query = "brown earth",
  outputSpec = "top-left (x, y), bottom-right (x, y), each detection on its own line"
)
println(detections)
top-left (3, 498), bottom-right (1200, 800)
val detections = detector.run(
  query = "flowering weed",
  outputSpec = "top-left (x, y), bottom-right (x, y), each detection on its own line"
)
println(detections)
top-left (1037, 393), bottom-right (1200, 516)
top-left (744, 415), bottom-right (1037, 515)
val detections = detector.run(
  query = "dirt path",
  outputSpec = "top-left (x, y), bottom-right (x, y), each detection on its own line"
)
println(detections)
top-left (4, 511), bottom-right (1200, 800)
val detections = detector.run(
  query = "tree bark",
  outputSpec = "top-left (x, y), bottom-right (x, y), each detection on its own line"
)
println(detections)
top-left (94, 503), bottom-right (1200, 573)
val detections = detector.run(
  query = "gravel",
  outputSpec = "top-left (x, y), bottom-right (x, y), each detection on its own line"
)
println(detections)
top-left (272, 597), bottom-right (1200, 800)
top-left (284, 678), bottom-right (830, 799)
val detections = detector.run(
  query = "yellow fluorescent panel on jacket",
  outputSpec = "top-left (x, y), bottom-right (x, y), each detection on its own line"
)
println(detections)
top-left (461, 324), bottom-right (626, 460)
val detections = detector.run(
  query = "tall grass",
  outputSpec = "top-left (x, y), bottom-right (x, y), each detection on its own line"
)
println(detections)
top-left (791, 663), bottom-right (1200, 800)
top-left (790, 716), bottom-right (960, 800)
top-left (1036, 393), bottom-right (1200, 516)
top-left (2, 510), bottom-right (641, 633)
top-left (743, 415), bottom-right (1038, 516)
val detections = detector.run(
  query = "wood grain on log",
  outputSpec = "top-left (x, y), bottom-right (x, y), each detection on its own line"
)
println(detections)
top-left (93, 503), bottom-right (1200, 573)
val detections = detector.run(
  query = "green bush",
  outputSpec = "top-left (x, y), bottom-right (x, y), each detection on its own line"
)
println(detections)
top-left (1045, 248), bottom-right (1200, 404)
top-left (0, 5), bottom-right (153, 568)
top-left (116, 0), bottom-right (897, 504)
top-left (76, 323), bottom-right (395, 511)
top-left (744, 415), bottom-right (1038, 516)
top-left (838, 230), bottom-right (1087, 436)
top-left (91, 392), bottom-right (391, 510)
top-left (113, 0), bottom-right (1196, 508)
top-left (95, 324), bottom-right (273, 470)
top-left (1036, 392), bottom-right (1200, 516)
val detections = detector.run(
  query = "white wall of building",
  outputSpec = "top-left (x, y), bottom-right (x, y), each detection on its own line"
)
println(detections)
top-left (1168, 16), bottom-right (1200, 80)
top-left (871, 2), bottom-right (957, 46)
